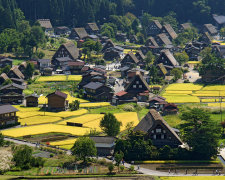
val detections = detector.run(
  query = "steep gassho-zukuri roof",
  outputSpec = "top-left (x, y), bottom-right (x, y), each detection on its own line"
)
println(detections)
top-left (125, 72), bottom-right (151, 92)
top-left (86, 23), bottom-right (99, 31)
top-left (134, 109), bottom-right (183, 144)
top-left (163, 24), bottom-right (178, 39)
top-left (161, 49), bottom-right (179, 67)
top-left (63, 42), bottom-right (79, 60)
top-left (157, 33), bottom-right (172, 45)
top-left (204, 24), bottom-right (218, 35)
top-left (9, 66), bottom-right (25, 79)
top-left (37, 19), bottom-right (53, 29)
top-left (122, 51), bottom-right (139, 64)
top-left (72, 28), bottom-right (88, 39)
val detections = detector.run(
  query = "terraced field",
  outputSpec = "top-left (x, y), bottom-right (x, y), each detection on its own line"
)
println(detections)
top-left (36, 75), bottom-right (82, 82)
top-left (162, 83), bottom-right (225, 104)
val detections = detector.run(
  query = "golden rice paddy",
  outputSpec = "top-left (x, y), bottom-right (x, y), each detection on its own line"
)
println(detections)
top-left (1, 124), bottom-right (90, 137)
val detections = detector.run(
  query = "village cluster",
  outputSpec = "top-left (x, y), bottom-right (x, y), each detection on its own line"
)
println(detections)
top-left (1, 13), bottom-right (225, 177)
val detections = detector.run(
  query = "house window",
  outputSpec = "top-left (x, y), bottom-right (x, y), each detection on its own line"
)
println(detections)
top-left (133, 85), bottom-right (136, 88)
top-left (161, 134), bottom-right (164, 139)
top-left (139, 85), bottom-right (142, 88)
top-left (136, 81), bottom-right (139, 84)
top-left (151, 130), bottom-right (154, 133)
top-left (163, 130), bottom-right (166, 133)
top-left (153, 135), bottom-right (156, 139)
top-left (156, 134), bottom-right (161, 139)
top-left (156, 128), bottom-right (161, 133)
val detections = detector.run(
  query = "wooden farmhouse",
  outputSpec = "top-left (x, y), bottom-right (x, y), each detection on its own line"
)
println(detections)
top-left (46, 91), bottom-right (68, 112)
top-left (102, 39), bottom-right (115, 53)
top-left (135, 51), bottom-right (146, 62)
top-left (0, 73), bottom-right (9, 85)
top-left (25, 94), bottom-right (39, 107)
top-left (155, 33), bottom-right (172, 46)
top-left (213, 14), bottom-right (225, 29)
top-left (11, 78), bottom-right (24, 86)
top-left (155, 50), bottom-right (179, 72)
top-left (0, 58), bottom-right (13, 68)
top-left (0, 83), bottom-right (25, 104)
top-left (68, 61), bottom-right (85, 74)
top-left (113, 72), bottom-right (151, 105)
top-left (180, 23), bottom-right (192, 32)
top-left (145, 37), bottom-right (159, 47)
top-left (202, 24), bottom-right (218, 36)
top-left (85, 23), bottom-right (99, 35)
top-left (70, 28), bottom-right (88, 40)
top-left (90, 136), bottom-right (116, 156)
top-left (52, 57), bottom-right (72, 70)
top-left (0, 105), bottom-right (19, 127)
top-left (161, 24), bottom-right (178, 41)
top-left (134, 109), bottom-right (183, 148)
top-left (121, 52), bottom-right (139, 68)
top-left (200, 32), bottom-right (213, 44)
top-left (37, 19), bottom-right (53, 31)
top-left (7, 66), bottom-right (25, 80)
top-left (52, 42), bottom-right (79, 62)
top-left (18, 62), bottom-right (27, 75)
top-left (83, 82), bottom-right (113, 102)
top-left (37, 59), bottom-right (51, 71)
top-left (129, 35), bottom-right (138, 44)
top-left (78, 71), bottom-right (107, 89)
top-left (54, 26), bottom-right (70, 35)
top-left (146, 20), bottom-right (162, 37)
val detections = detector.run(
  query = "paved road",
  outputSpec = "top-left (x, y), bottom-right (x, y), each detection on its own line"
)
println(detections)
top-left (185, 69), bottom-right (200, 83)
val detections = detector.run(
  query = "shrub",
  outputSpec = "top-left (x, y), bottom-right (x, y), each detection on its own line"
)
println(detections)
top-left (108, 163), bottom-right (114, 174)
top-left (129, 165), bottom-right (135, 171)
top-left (122, 104), bottom-right (135, 112)
top-left (98, 159), bottom-right (107, 165)
top-left (120, 165), bottom-right (125, 172)
top-left (50, 153), bottom-right (54, 158)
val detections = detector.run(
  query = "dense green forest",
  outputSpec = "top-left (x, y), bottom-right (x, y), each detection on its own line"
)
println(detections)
top-left (1, 0), bottom-right (225, 29)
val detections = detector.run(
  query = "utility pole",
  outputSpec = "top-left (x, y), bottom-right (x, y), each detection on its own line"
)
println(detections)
top-left (220, 91), bottom-right (222, 123)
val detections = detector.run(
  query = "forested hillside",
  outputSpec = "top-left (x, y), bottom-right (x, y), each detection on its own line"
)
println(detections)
top-left (2, 0), bottom-right (225, 28)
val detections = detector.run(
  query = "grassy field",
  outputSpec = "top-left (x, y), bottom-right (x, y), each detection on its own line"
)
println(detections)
top-left (1, 124), bottom-right (90, 137)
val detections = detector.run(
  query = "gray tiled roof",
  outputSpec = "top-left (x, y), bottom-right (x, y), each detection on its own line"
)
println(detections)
top-left (0, 105), bottom-right (19, 114)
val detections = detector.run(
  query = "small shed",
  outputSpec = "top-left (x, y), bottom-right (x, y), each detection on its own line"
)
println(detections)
top-left (46, 91), bottom-right (68, 111)
top-left (25, 94), bottom-right (39, 107)
top-left (90, 136), bottom-right (116, 156)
